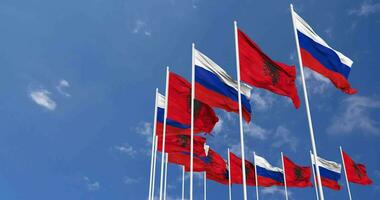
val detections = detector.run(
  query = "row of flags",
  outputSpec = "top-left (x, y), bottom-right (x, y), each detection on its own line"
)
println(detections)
top-left (148, 5), bottom-right (369, 200)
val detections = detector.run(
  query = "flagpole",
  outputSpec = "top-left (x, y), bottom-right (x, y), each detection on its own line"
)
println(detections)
top-left (204, 172), bottom-right (207, 200)
top-left (152, 135), bottom-right (159, 200)
top-left (164, 153), bottom-right (168, 200)
top-left (340, 146), bottom-right (353, 200)
top-left (290, 4), bottom-right (324, 200)
top-left (148, 89), bottom-right (159, 200)
top-left (182, 166), bottom-right (185, 200)
top-left (234, 20), bottom-right (248, 200)
top-left (159, 67), bottom-right (170, 200)
top-left (228, 148), bottom-right (232, 200)
top-left (190, 42), bottom-right (196, 200)
top-left (310, 151), bottom-right (320, 200)
top-left (253, 152), bottom-right (259, 200)
top-left (281, 152), bottom-right (289, 200)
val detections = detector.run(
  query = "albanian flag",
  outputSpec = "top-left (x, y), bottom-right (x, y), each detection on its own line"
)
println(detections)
top-left (229, 152), bottom-right (256, 185)
top-left (157, 135), bottom-right (206, 155)
top-left (164, 72), bottom-right (219, 135)
top-left (342, 150), bottom-right (373, 185)
top-left (205, 149), bottom-right (229, 185)
top-left (283, 155), bottom-right (312, 187)
top-left (168, 151), bottom-right (208, 172)
top-left (238, 28), bottom-right (300, 108)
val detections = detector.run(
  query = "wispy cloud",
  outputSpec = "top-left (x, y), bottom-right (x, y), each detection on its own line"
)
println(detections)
top-left (244, 123), bottom-right (269, 140)
top-left (123, 176), bottom-right (141, 184)
top-left (272, 126), bottom-right (298, 152)
top-left (29, 89), bottom-right (57, 111)
top-left (300, 68), bottom-right (331, 94)
top-left (349, 1), bottom-right (380, 16)
top-left (83, 176), bottom-right (100, 191)
top-left (136, 122), bottom-right (153, 143)
top-left (328, 96), bottom-right (380, 135)
top-left (251, 91), bottom-right (275, 111)
top-left (56, 79), bottom-right (71, 97)
top-left (132, 20), bottom-right (151, 36)
top-left (212, 118), bottom-right (223, 135)
top-left (261, 187), bottom-right (292, 198)
top-left (113, 143), bottom-right (137, 157)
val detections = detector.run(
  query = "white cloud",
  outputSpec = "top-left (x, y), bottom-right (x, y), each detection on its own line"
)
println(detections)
top-left (83, 176), bottom-right (100, 191)
top-left (124, 176), bottom-right (140, 184)
top-left (56, 79), bottom-right (71, 97)
top-left (349, 1), bottom-right (380, 16)
top-left (300, 68), bottom-right (331, 94)
top-left (272, 126), bottom-right (298, 152)
top-left (29, 89), bottom-right (57, 111)
top-left (328, 96), bottom-right (380, 135)
top-left (244, 123), bottom-right (269, 140)
top-left (212, 119), bottom-right (223, 135)
top-left (251, 91), bottom-right (275, 111)
top-left (136, 122), bottom-right (153, 143)
top-left (132, 20), bottom-right (151, 36)
top-left (114, 143), bottom-right (137, 157)
top-left (261, 187), bottom-right (292, 198)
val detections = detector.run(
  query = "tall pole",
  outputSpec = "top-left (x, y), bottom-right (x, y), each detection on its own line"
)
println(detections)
top-left (182, 166), bottom-right (185, 200)
top-left (340, 146), bottom-right (353, 200)
top-left (233, 20), bottom-right (248, 200)
top-left (148, 89), bottom-right (159, 200)
top-left (159, 67), bottom-right (170, 200)
top-left (290, 4), bottom-right (324, 200)
top-left (253, 152), bottom-right (259, 200)
top-left (310, 151), bottom-right (320, 200)
top-left (228, 148), bottom-right (232, 200)
top-left (152, 135), bottom-right (159, 200)
top-left (164, 153), bottom-right (168, 200)
top-left (204, 172), bottom-right (207, 200)
top-left (190, 43), bottom-right (196, 200)
top-left (281, 152), bottom-right (289, 200)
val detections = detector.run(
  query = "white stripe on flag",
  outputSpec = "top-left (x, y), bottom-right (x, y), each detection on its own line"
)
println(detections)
top-left (254, 154), bottom-right (283, 172)
top-left (157, 92), bottom-right (166, 109)
top-left (310, 153), bottom-right (342, 174)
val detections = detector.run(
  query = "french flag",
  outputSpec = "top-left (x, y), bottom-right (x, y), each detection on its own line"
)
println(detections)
top-left (155, 92), bottom-right (191, 136)
top-left (293, 10), bottom-right (357, 94)
top-left (194, 49), bottom-right (252, 122)
top-left (311, 153), bottom-right (342, 190)
top-left (254, 154), bottom-right (284, 187)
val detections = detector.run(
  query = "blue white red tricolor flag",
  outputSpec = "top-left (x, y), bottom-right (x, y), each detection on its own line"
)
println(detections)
top-left (254, 154), bottom-right (284, 187)
top-left (311, 153), bottom-right (342, 190)
top-left (194, 48), bottom-right (252, 122)
top-left (293, 10), bottom-right (357, 94)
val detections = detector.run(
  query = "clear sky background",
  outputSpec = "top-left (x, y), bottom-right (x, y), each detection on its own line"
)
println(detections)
top-left (1, 0), bottom-right (380, 199)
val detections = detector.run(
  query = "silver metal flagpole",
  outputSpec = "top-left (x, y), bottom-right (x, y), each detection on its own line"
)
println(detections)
top-left (159, 67), bottom-right (170, 200)
top-left (281, 152), bottom-right (289, 200)
top-left (233, 20), bottom-right (248, 200)
top-left (182, 166), bottom-right (185, 200)
top-left (152, 135), bottom-right (159, 200)
top-left (204, 172), bottom-right (207, 200)
top-left (310, 151), bottom-right (320, 200)
top-left (164, 153), bottom-right (168, 200)
top-left (340, 146), bottom-right (353, 200)
top-left (290, 4), bottom-right (325, 200)
top-left (148, 89), bottom-right (159, 200)
top-left (190, 43), bottom-right (196, 200)
top-left (253, 152), bottom-right (259, 200)
top-left (228, 148), bottom-right (232, 200)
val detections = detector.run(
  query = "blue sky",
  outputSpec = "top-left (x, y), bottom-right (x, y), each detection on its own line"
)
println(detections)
top-left (0, 0), bottom-right (380, 199)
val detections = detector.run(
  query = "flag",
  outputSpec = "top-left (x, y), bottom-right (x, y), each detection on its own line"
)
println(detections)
top-left (292, 10), bottom-right (357, 94)
top-left (157, 135), bottom-right (206, 155)
top-left (254, 154), bottom-right (284, 187)
top-left (237, 28), bottom-right (301, 108)
top-left (206, 149), bottom-right (230, 185)
top-left (194, 49), bottom-right (252, 122)
top-left (342, 150), bottom-right (372, 185)
top-left (168, 145), bottom-right (209, 172)
top-left (283, 155), bottom-right (312, 187)
top-left (229, 152), bottom-right (256, 185)
top-left (311, 154), bottom-right (342, 190)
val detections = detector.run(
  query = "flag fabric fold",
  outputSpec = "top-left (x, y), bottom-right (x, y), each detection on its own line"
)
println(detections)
top-left (342, 150), bottom-right (373, 185)
top-left (292, 10), bottom-right (357, 94)
top-left (283, 155), bottom-right (312, 187)
top-left (205, 148), bottom-right (230, 185)
top-left (311, 154), bottom-right (342, 190)
top-left (238, 28), bottom-right (301, 108)
top-left (194, 49), bottom-right (253, 122)
top-left (229, 152), bottom-right (256, 185)
top-left (254, 154), bottom-right (284, 187)
top-left (157, 135), bottom-right (206, 155)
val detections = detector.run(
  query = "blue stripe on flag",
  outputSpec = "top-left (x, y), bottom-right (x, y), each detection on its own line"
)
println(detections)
top-left (157, 107), bottom-right (190, 129)
top-left (256, 166), bottom-right (284, 183)
top-left (317, 166), bottom-right (341, 182)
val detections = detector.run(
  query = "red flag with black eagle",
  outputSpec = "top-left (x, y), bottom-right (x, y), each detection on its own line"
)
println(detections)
top-left (157, 135), bottom-right (206, 154)
top-left (283, 155), bottom-right (312, 187)
top-left (238, 28), bottom-right (300, 108)
top-left (229, 152), bottom-right (256, 185)
top-left (342, 151), bottom-right (372, 185)
top-left (205, 149), bottom-right (230, 185)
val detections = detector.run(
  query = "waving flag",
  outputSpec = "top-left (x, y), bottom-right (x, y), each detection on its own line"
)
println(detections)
top-left (168, 145), bottom-right (209, 172)
top-left (254, 154), bottom-right (284, 187)
top-left (238, 28), bottom-right (301, 108)
top-left (229, 152), bottom-right (256, 185)
top-left (206, 149), bottom-right (229, 185)
top-left (342, 150), bottom-right (372, 185)
top-left (163, 72), bottom-right (219, 135)
top-left (194, 49), bottom-right (252, 122)
top-left (311, 154), bottom-right (342, 190)
top-left (292, 10), bottom-right (357, 94)
top-left (283, 155), bottom-right (312, 187)
top-left (157, 135), bottom-right (206, 155)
